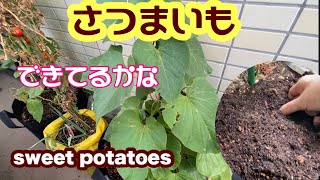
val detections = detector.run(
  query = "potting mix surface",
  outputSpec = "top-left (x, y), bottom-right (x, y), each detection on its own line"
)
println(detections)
top-left (216, 62), bottom-right (320, 179)
top-left (22, 91), bottom-right (58, 122)
top-left (56, 114), bottom-right (96, 146)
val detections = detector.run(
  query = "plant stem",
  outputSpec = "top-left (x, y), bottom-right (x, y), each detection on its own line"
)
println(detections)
top-left (155, 41), bottom-right (160, 49)
top-left (28, 126), bottom-right (66, 150)
top-left (24, 32), bottom-right (45, 63)
top-left (19, 36), bottom-right (32, 54)
top-left (16, 39), bottom-right (31, 55)
top-left (248, 66), bottom-right (256, 86)
top-left (67, 107), bottom-right (91, 130)
top-left (0, 34), bottom-right (7, 60)
top-left (37, 95), bottom-right (59, 106)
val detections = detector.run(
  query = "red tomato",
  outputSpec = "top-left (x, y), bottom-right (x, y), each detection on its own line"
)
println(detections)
top-left (42, 52), bottom-right (49, 59)
top-left (12, 27), bottom-right (24, 37)
top-left (24, 38), bottom-right (31, 44)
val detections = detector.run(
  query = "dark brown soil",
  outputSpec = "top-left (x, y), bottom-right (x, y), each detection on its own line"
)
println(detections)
top-left (105, 168), bottom-right (123, 180)
top-left (216, 62), bottom-right (320, 179)
top-left (56, 114), bottom-right (96, 146)
top-left (100, 142), bottom-right (123, 180)
top-left (21, 90), bottom-right (59, 122)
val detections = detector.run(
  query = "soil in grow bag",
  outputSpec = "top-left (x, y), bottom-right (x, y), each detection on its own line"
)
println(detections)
top-left (98, 141), bottom-right (123, 180)
top-left (104, 168), bottom-right (123, 180)
top-left (216, 62), bottom-right (320, 179)
top-left (22, 91), bottom-right (58, 121)
top-left (56, 114), bottom-right (96, 146)
top-left (20, 91), bottom-right (61, 132)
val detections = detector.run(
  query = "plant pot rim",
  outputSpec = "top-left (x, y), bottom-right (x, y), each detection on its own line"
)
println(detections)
top-left (43, 109), bottom-right (108, 151)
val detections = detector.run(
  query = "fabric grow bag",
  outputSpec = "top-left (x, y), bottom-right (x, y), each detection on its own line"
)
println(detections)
top-left (43, 109), bottom-right (107, 151)
top-left (43, 109), bottom-right (107, 177)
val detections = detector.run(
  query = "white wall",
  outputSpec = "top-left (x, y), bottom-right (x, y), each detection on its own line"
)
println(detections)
top-left (36, 0), bottom-right (319, 97)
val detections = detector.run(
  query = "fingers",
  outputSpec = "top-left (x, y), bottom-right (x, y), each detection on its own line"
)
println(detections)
top-left (313, 116), bottom-right (320, 131)
top-left (287, 75), bottom-right (315, 99)
top-left (280, 97), bottom-right (303, 115)
top-left (288, 81), bottom-right (307, 100)
top-left (288, 83), bottom-right (302, 99)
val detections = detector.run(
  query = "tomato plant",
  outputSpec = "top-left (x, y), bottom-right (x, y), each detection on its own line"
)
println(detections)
top-left (1, 1), bottom-right (98, 156)
top-left (1, 0), bottom-right (73, 127)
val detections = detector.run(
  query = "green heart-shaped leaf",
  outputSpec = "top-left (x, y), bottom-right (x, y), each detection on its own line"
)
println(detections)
top-left (82, 45), bottom-right (133, 120)
top-left (196, 152), bottom-right (231, 179)
top-left (163, 77), bottom-right (219, 153)
top-left (179, 155), bottom-right (205, 180)
top-left (111, 110), bottom-right (167, 180)
top-left (111, 110), bottom-right (167, 150)
top-left (132, 39), bottom-right (189, 103)
top-left (186, 37), bottom-right (212, 77)
top-left (151, 167), bottom-right (171, 179)
top-left (167, 134), bottom-right (181, 170)
top-left (26, 98), bottom-right (43, 122)
top-left (16, 86), bottom-right (44, 99)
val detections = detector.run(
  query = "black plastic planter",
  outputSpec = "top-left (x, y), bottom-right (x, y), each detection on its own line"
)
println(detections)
top-left (11, 88), bottom-right (90, 139)
top-left (232, 173), bottom-right (242, 180)
top-left (11, 99), bottom-right (57, 139)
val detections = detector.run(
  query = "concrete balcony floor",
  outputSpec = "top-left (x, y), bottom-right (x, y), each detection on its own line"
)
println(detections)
top-left (0, 71), bottom-right (89, 180)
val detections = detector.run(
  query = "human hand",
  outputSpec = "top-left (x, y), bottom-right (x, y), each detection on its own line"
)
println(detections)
top-left (280, 75), bottom-right (320, 129)
top-left (280, 75), bottom-right (320, 115)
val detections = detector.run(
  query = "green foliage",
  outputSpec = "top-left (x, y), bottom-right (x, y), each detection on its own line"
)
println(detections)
top-left (16, 86), bottom-right (45, 121)
top-left (186, 37), bottom-right (212, 77)
top-left (92, 36), bottom-right (231, 179)
top-left (196, 153), bottom-right (232, 180)
top-left (89, 2), bottom-right (230, 176)
top-left (110, 110), bottom-right (167, 151)
top-left (13, 71), bottom-right (20, 78)
top-left (133, 39), bottom-right (189, 103)
top-left (81, 45), bottom-right (133, 121)
top-left (0, 58), bottom-right (14, 70)
top-left (166, 134), bottom-right (182, 170)
top-left (50, 105), bottom-right (87, 135)
top-left (160, 171), bottom-right (193, 180)
top-left (179, 155), bottom-right (205, 180)
top-left (26, 98), bottom-right (43, 122)
top-left (111, 110), bottom-right (167, 179)
top-left (91, 38), bottom-right (231, 179)
top-left (16, 86), bottom-right (44, 99)
top-left (162, 78), bottom-right (219, 154)
top-left (118, 167), bottom-right (148, 180)
top-left (3, 0), bottom-right (230, 178)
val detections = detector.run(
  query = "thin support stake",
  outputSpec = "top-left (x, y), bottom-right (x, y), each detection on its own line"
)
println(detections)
top-left (248, 66), bottom-right (256, 86)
